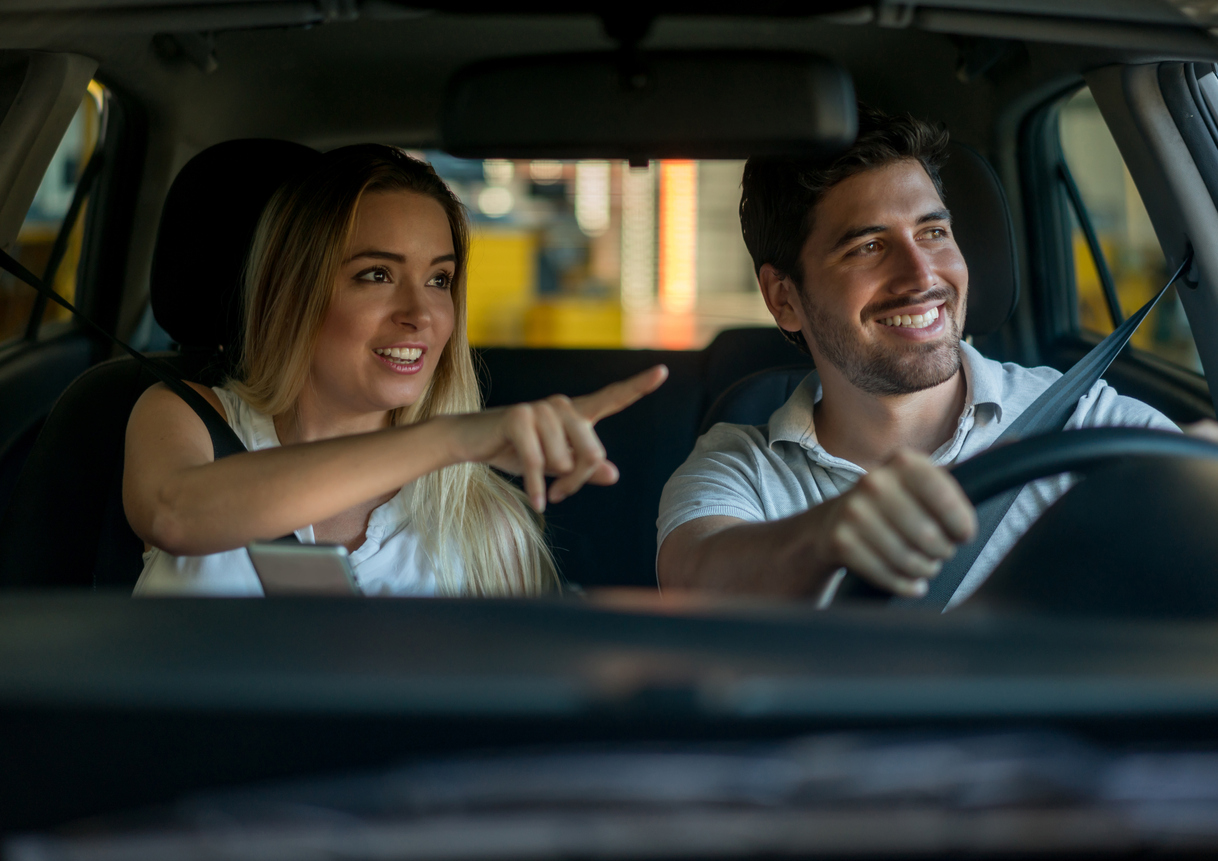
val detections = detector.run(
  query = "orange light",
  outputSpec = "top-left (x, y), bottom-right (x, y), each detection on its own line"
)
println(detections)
top-left (658, 160), bottom-right (697, 314)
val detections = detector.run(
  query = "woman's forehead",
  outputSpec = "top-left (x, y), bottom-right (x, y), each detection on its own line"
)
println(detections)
top-left (348, 189), bottom-right (454, 256)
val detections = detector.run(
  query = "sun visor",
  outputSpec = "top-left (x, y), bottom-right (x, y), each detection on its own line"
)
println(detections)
top-left (441, 51), bottom-right (857, 161)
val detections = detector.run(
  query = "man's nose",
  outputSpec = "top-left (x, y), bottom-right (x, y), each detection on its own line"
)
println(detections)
top-left (889, 236), bottom-right (938, 293)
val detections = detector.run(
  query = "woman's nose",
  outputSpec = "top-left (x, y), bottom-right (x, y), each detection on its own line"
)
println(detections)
top-left (391, 282), bottom-right (433, 329)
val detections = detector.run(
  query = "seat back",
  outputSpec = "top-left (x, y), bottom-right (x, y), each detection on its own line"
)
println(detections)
top-left (0, 140), bottom-right (321, 589)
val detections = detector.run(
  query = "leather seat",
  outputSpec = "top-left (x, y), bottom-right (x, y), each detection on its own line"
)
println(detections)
top-left (0, 140), bottom-right (321, 589)
top-left (699, 141), bottom-right (1019, 433)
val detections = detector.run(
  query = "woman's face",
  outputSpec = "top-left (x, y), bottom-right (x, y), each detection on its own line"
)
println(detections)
top-left (311, 189), bottom-right (457, 418)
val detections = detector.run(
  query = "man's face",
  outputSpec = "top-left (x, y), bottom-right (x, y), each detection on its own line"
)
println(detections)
top-left (793, 159), bottom-right (969, 396)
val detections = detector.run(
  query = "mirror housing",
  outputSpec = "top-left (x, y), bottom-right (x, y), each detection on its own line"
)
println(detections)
top-left (442, 51), bottom-right (857, 161)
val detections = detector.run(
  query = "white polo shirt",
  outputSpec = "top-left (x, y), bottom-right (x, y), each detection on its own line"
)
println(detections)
top-left (657, 342), bottom-right (1178, 608)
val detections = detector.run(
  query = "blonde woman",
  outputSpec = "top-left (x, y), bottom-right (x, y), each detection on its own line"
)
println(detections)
top-left (124, 144), bottom-right (666, 596)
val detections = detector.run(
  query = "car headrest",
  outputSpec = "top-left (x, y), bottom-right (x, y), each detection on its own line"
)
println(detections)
top-left (150, 139), bottom-right (322, 355)
top-left (941, 141), bottom-right (1019, 337)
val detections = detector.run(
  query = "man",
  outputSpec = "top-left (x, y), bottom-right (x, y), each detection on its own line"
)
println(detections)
top-left (656, 108), bottom-right (1180, 607)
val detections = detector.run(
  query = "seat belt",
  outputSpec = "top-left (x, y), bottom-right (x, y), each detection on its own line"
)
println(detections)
top-left (897, 250), bottom-right (1195, 611)
top-left (0, 246), bottom-right (250, 460)
top-left (0, 245), bottom-right (303, 545)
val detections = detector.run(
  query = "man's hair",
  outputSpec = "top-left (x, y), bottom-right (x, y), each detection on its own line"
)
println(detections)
top-left (740, 106), bottom-right (951, 352)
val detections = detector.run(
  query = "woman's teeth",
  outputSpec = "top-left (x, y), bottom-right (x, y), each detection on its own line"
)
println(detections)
top-left (374, 347), bottom-right (423, 362)
top-left (879, 306), bottom-right (940, 329)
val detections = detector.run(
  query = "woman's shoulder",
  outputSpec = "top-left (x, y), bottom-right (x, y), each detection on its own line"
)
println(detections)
top-left (131, 380), bottom-right (228, 425)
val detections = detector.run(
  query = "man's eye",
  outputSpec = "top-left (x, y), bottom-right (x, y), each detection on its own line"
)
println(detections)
top-left (356, 266), bottom-right (392, 283)
top-left (926, 226), bottom-right (949, 239)
top-left (855, 240), bottom-right (880, 256)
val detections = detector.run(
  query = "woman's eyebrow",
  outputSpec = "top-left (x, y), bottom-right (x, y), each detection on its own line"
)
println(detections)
top-left (344, 250), bottom-right (456, 265)
top-left (345, 249), bottom-right (405, 264)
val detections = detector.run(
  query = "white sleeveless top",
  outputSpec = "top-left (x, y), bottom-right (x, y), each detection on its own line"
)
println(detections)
top-left (133, 386), bottom-right (460, 597)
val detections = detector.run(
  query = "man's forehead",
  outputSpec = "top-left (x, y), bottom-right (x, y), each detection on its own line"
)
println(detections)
top-left (809, 160), bottom-right (947, 241)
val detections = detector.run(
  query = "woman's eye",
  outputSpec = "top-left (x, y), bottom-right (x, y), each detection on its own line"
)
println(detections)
top-left (356, 266), bottom-right (392, 283)
top-left (428, 271), bottom-right (453, 289)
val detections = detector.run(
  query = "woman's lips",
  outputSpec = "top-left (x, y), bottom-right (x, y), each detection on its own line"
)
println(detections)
top-left (372, 347), bottom-right (426, 375)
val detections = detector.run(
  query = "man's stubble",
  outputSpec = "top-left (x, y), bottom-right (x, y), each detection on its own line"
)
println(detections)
top-left (800, 285), bottom-right (965, 397)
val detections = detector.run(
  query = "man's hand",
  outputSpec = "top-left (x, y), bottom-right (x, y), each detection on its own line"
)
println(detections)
top-left (1184, 419), bottom-right (1218, 443)
top-left (809, 450), bottom-right (977, 597)
top-left (658, 448), bottom-right (978, 599)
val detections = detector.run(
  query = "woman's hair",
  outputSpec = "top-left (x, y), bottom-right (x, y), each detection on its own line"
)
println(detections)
top-left (232, 144), bottom-right (557, 595)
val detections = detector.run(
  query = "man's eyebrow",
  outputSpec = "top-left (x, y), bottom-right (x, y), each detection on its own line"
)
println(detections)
top-left (830, 224), bottom-right (887, 253)
top-left (828, 209), bottom-right (953, 253)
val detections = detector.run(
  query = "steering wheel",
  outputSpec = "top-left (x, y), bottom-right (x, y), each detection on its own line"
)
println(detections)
top-left (837, 427), bottom-right (1218, 608)
top-left (947, 426), bottom-right (1218, 506)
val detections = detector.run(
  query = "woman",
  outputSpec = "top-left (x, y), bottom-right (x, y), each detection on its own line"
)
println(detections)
top-left (124, 144), bottom-right (666, 596)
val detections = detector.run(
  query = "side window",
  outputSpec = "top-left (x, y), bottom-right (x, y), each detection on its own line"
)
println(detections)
top-left (0, 81), bottom-right (106, 346)
top-left (1058, 86), bottom-right (1202, 373)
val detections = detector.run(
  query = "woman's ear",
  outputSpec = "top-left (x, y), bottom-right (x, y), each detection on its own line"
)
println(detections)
top-left (758, 264), bottom-right (808, 337)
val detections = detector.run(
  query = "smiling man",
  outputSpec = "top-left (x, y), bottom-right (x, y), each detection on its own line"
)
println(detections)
top-left (656, 108), bottom-right (1178, 607)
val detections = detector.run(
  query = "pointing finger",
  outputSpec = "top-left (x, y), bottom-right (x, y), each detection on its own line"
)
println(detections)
top-left (573, 364), bottom-right (668, 423)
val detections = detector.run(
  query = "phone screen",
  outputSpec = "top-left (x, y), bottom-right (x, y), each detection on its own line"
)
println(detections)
top-left (247, 542), bottom-right (360, 596)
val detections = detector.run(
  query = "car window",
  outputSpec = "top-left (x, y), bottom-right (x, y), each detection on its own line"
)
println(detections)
top-left (423, 155), bottom-right (769, 350)
top-left (0, 81), bottom-right (106, 346)
top-left (1058, 86), bottom-right (1202, 373)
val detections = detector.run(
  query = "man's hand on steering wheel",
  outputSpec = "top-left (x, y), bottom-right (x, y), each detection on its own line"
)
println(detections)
top-left (810, 450), bottom-right (978, 598)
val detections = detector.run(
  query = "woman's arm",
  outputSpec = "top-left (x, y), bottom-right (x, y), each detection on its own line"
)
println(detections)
top-left (123, 366), bottom-right (667, 557)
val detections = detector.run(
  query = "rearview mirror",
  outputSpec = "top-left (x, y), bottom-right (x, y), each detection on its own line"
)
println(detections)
top-left (441, 51), bottom-right (857, 161)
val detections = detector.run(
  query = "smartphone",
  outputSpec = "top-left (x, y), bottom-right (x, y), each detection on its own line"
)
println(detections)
top-left (247, 541), bottom-right (360, 596)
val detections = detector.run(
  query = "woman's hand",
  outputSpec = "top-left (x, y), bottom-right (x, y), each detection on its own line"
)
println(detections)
top-left (446, 365), bottom-right (668, 511)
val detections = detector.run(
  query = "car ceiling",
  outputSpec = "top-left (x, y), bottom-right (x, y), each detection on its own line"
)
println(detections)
top-left (0, 0), bottom-right (1216, 155)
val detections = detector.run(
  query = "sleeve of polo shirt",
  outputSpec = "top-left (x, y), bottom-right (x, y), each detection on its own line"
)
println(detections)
top-left (657, 423), bottom-right (769, 553)
top-left (1067, 378), bottom-right (1180, 432)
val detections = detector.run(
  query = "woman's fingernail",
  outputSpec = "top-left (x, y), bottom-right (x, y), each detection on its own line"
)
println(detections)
top-left (914, 580), bottom-right (928, 596)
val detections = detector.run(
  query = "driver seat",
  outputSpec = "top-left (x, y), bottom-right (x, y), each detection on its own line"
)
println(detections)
top-left (699, 141), bottom-right (1019, 432)
top-left (0, 140), bottom-right (322, 589)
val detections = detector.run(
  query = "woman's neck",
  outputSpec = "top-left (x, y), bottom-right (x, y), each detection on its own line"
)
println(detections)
top-left (273, 389), bottom-right (393, 445)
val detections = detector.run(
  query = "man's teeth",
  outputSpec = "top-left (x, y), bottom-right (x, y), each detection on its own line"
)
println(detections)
top-left (879, 306), bottom-right (940, 329)
top-left (374, 347), bottom-right (423, 362)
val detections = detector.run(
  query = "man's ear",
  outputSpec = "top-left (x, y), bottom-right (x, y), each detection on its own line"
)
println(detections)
top-left (758, 264), bottom-right (807, 336)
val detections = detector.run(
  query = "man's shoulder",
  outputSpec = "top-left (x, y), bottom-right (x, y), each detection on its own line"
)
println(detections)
top-left (962, 342), bottom-right (1175, 431)
top-left (695, 421), bottom-right (773, 455)
top-left (963, 343), bottom-right (1062, 410)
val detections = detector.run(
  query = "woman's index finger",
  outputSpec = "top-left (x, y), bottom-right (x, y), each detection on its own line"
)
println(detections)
top-left (575, 364), bottom-right (669, 422)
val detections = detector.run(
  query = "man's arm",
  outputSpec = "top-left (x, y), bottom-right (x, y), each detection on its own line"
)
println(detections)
top-left (657, 450), bottom-right (977, 599)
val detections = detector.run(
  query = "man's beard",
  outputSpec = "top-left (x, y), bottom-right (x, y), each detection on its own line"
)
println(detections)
top-left (801, 286), bottom-right (964, 397)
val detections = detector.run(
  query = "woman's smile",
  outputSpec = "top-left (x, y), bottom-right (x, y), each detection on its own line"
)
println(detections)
top-left (372, 344), bottom-right (427, 375)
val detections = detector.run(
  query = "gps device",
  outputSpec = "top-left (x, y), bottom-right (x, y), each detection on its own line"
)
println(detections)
top-left (247, 541), bottom-right (360, 596)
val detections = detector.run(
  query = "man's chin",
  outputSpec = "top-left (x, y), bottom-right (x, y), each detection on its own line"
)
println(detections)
top-left (846, 340), bottom-right (962, 397)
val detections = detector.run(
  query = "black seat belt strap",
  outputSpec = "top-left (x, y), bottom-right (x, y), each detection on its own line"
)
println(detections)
top-left (0, 246), bottom-right (249, 460)
top-left (899, 250), bottom-right (1194, 611)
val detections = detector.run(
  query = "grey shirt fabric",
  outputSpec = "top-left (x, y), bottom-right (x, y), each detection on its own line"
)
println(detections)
top-left (657, 341), bottom-right (1178, 609)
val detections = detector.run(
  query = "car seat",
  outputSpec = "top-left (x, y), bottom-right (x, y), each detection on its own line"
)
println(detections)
top-left (699, 141), bottom-right (1019, 432)
top-left (0, 140), bottom-right (322, 588)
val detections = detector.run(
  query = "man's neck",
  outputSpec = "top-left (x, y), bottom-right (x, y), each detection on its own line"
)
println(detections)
top-left (811, 361), bottom-right (967, 471)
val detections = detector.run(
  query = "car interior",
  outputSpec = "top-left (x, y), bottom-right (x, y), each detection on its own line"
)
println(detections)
top-left (7, 0), bottom-right (1218, 851)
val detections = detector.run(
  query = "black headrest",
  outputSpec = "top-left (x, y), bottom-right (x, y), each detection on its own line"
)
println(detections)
top-left (941, 141), bottom-right (1019, 337)
top-left (150, 139), bottom-right (322, 353)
